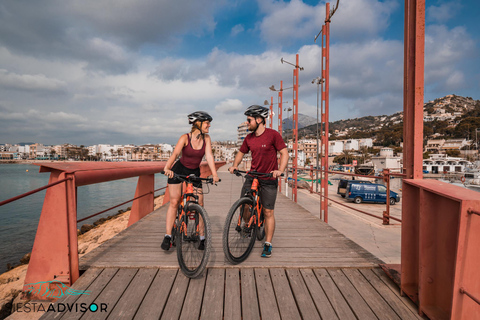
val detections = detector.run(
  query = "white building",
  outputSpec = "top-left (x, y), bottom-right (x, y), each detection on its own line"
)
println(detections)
top-left (329, 141), bottom-right (344, 155)
top-left (358, 138), bottom-right (373, 148)
top-left (371, 147), bottom-right (402, 171)
top-left (237, 122), bottom-right (248, 146)
top-left (423, 154), bottom-right (471, 174)
top-left (344, 140), bottom-right (359, 151)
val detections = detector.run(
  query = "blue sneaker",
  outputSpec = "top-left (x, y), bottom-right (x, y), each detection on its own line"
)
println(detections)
top-left (261, 243), bottom-right (272, 258)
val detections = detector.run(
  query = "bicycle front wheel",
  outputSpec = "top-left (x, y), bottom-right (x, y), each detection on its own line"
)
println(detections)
top-left (177, 203), bottom-right (211, 278)
top-left (223, 197), bottom-right (257, 264)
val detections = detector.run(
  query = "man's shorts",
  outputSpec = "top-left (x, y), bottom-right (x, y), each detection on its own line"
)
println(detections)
top-left (240, 177), bottom-right (278, 210)
top-left (167, 160), bottom-right (202, 189)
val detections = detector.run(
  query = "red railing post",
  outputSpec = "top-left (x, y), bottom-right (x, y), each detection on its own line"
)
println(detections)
top-left (23, 171), bottom-right (79, 298)
top-left (383, 168), bottom-right (391, 225)
top-left (292, 54), bottom-right (300, 203)
top-left (128, 174), bottom-right (155, 227)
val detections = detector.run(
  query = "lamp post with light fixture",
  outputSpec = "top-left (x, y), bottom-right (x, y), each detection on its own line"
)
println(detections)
top-left (280, 54), bottom-right (304, 202)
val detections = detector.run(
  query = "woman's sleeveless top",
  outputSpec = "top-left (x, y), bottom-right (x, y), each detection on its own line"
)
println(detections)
top-left (179, 134), bottom-right (206, 169)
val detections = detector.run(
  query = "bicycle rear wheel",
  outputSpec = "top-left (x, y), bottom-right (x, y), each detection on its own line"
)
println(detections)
top-left (223, 197), bottom-right (257, 264)
top-left (177, 203), bottom-right (211, 278)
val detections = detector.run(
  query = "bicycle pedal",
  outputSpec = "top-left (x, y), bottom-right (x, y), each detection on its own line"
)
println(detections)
top-left (235, 226), bottom-right (242, 232)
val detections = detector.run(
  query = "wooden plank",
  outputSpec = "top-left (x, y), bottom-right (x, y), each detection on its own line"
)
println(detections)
top-left (300, 269), bottom-right (338, 320)
top-left (254, 269), bottom-right (280, 320)
top-left (58, 268), bottom-right (119, 320)
top-left (200, 269), bottom-right (225, 319)
top-left (286, 269), bottom-right (320, 320)
top-left (342, 269), bottom-right (400, 320)
top-left (134, 269), bottom-right (178, 320)
top-left (180, 273), bottom-right (207, 320)
top-left (269, 268), bottom-right (301, 319)
top-left (314, 269), bottom-right (356, 320)
top-left (40, 268), bottom-right (104, 320)
top-left (362, 269), bottom-right (422, 320)
top-left (241, 268), bottom-right (260, 320)
top-left (106, 268), bottom-right (157, 319)
top-left (224, 269), bottom-right (241, 320)
top-left (82, 268), bottom-right (138, 320)
top-left (327, 269), bottom-right (377, 320)
top-left (160, 272), bottom-right (190, 320)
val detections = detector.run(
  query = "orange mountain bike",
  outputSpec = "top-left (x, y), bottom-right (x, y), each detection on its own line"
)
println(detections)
top-left (222, 170), bottom-right (282, 264)
top-left (165, 172), bottom-right (217, 278)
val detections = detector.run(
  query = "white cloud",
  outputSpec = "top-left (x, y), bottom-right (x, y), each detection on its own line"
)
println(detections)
top-left (258, 0), bottom-right (398, 45)
top-left (215, 99), bottom-right (244, 114)
top-left (231, 24), bottom-right (245, 37)
top-left (0, 69), bottom-right (67, 92)
top-left (427, 2), bottom-right (460, 23)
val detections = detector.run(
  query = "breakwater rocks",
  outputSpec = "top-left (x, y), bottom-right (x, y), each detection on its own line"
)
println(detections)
top-left (0, 194), bottom-right (165, 319)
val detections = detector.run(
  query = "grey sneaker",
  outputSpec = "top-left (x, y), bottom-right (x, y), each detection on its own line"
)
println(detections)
top-left (261, 243), bottom-right (272, 258)
top-left (161, 236), bottom-right (171, 251)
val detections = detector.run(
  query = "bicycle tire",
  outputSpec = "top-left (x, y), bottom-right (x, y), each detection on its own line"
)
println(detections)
top-left (177, 203), bottom-right (211, 278)
top-left (223, 197), bottom-right (257, 264)
top-left (256, 209), bottom-right (265, 241)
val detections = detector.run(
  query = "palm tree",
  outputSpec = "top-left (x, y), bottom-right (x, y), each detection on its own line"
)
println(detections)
top-left (341, 150), bottom-right (351, 165)
top-left (360, 146), bottom-right (371, 164)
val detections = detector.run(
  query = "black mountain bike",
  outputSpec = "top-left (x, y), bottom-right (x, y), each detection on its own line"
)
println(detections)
top-left (165, 172), bottom-right (218, 278)
top-left (222, 170), bottom-right (282, 264)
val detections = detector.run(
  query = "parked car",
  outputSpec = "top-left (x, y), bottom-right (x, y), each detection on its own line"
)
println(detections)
top-left (337, 179), bottom-right (373, 198)
top-left (346, 183), bottom-right (400, 205)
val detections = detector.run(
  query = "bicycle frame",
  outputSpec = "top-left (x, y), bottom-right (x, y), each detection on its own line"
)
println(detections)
top-left (237, 176), bottom-right (264, 231)
top-left (177, 181), bottom-right (200, 236)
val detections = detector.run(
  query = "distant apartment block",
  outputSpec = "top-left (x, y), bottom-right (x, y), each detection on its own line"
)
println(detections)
top-left (237, 122), bottom-right (248, 146)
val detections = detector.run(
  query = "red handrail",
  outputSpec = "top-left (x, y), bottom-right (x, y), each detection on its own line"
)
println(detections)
top-left (77, 186), bottom-right (167, 223)
top-left (0, 177), bottom-right (72, 207)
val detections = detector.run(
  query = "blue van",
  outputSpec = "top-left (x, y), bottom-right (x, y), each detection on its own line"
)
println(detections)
top-left (346, 183), bottom-right (400, 205)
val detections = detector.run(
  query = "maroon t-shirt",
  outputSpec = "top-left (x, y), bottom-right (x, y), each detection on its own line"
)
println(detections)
top-left (239, 128), bottom-right (286, 180)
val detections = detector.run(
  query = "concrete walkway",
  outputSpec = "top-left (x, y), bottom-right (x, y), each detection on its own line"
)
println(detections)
top-left (281, 177), bottom-right (402, 264)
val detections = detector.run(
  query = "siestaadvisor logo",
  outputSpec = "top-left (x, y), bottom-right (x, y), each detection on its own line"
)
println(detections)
top-left (15, 281), bottom-right (108, 314)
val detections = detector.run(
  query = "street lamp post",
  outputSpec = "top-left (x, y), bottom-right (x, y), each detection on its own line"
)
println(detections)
top-left (280, 54), bottom-right (304, 202)
top-left (312, 77), bottom-right (324, 192)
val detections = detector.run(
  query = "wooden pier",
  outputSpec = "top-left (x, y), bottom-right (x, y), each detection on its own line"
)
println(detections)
top-left (40, 171), bottom-right (421, 319)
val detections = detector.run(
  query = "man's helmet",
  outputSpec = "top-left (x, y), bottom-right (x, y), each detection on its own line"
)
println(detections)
top-left (188, 111), bottom-right (213, 124)
top-left (244, 105), bottom-right (269, 118)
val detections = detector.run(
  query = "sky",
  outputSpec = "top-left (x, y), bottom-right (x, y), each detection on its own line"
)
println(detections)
top-left (0, 0), bottom-right (479, 146)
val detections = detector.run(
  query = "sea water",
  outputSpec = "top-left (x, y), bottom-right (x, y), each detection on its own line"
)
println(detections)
top-left (0, 163), bottom-right (167, 274)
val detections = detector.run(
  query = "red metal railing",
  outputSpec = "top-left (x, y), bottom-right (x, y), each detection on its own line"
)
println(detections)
top-left (0, 161), bottom-right (225, 300)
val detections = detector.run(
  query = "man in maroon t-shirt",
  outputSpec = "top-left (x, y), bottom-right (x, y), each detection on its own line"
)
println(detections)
top-left (229, 105), bottom-right (288, 258)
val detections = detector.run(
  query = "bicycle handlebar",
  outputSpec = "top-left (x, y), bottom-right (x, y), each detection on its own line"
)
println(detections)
top-left (233, 169), bottom-right (284, 178)
top-left (161, 171), bottom-right (221, 184)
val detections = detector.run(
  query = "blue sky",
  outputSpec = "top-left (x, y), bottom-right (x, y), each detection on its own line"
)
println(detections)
top-left (0, 0), bottom-right (479, 145)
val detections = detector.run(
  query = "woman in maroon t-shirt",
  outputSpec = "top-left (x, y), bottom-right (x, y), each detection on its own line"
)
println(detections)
top-left (161, 111), bottom-right (220, 251)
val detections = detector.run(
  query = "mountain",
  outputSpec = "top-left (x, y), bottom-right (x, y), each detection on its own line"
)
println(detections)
top-left (293, 94), bottom-right (480, 146)
top-left (282, 113), bottom-right (317, 130)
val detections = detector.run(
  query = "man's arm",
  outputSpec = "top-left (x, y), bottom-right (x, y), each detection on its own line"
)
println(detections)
top-left (272, 147), bottom-right (289, 178)
top-left (228, 151), bottom-right (245, 174)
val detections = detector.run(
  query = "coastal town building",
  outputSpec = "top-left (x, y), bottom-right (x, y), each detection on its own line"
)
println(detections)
top-left (237, 121), bottom-right (248, 146)
top-left (371, 147), bottom-right (402, 171)
top-left (425, 138), bottom-right (471, 154)
top-left (423, 154), bottom-right (472, 173)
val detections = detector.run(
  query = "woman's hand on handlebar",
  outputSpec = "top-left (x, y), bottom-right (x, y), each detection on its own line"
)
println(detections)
top-left (212, 174), bottom-right (220, 183)
top-left (164, 169), bottom-right (174, 179)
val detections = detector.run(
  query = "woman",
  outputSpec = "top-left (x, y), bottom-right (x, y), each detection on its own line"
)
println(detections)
top-left (162, 111), bottom-right (220, 251)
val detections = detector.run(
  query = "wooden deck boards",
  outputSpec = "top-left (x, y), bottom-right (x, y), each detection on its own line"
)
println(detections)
top-left (38, 171), bottom-right (422, 319)
top-left (40, 267), bottom-right (422, 320)
top-left (80, 172), bottom-right (381, 270)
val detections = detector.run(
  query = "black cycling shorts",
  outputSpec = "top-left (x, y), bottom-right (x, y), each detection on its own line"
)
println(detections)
top-left (167, 161), bottom-right (202, 189)
top-left (240, 177), bottom-right (278, 210)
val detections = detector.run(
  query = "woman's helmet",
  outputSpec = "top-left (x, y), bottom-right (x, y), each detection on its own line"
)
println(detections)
top-left (188, 111), bottom-right (213, 124)
top-left (244, 105), bottom-right (269, 119)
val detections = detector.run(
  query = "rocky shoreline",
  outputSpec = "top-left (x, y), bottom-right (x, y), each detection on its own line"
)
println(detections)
top-left (0, 194), bottom-right (165, 319)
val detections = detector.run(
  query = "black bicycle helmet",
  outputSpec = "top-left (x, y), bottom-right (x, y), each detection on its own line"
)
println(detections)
top-left (244, 105), bottom-right (269, 119)
top-left (188, 111), bottom-right (213, 124)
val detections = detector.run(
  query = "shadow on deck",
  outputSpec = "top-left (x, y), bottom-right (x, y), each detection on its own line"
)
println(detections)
top-left (40, 171), bottom-right (421, 319)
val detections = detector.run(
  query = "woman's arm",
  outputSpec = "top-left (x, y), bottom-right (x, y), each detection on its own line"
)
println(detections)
top-left (164, 134), bottom-right (187, 178)
top-left (204, 135), bottom-right (220, 182)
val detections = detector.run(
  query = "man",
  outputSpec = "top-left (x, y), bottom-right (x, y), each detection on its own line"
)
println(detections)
top-left (229, 105), bottom-right (289, 258)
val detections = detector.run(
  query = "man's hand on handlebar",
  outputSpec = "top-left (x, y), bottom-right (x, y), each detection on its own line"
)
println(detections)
top-left (228, 166), bottom-right (238, 174)
top-left (271, 170), bottom-right (284, 178)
